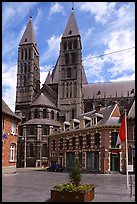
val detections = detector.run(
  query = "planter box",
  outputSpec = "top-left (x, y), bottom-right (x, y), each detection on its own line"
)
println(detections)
top-left (51, 188), bottom-right (95, 202)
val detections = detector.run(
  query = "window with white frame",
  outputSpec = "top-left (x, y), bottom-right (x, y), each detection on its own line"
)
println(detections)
top-left (11, 123), bottom-right (16, 135)
top-left (10, 143), bottom-right (16, 162)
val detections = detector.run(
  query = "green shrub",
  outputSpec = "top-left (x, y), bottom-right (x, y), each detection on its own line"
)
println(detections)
top-left (69, 159), bottom-right (82, 186)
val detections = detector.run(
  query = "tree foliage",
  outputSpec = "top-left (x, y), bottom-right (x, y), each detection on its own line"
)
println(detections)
top-left (69, 159), bottom-right (82, 186)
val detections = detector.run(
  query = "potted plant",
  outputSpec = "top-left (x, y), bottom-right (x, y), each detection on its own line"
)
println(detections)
top-left (51, 159), bottom-right (95, 202)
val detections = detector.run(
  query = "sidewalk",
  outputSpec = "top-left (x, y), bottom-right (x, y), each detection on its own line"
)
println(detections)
top-left (2, 168), bottom-right (135, 202)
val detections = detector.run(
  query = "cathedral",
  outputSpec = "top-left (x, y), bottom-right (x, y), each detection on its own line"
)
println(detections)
top-left (15, 8), bottom-right (135, 169)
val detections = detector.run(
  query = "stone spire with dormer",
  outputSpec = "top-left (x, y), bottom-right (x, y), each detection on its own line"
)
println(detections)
top-left (15, 17), bottom-right (40, 121)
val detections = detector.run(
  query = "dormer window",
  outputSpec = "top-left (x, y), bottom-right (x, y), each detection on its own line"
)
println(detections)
top-left (73, 119), bottom-right (80, 129)
top-left (25, 38), bottom-right (27, 42)
top-left (69, 30), bottom-right (72, 35)
top-left (64, 121), bottom-right (70, 131)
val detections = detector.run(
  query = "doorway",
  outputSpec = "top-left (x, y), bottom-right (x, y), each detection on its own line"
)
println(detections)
top-left (110, 153), bottom-right (120, 172)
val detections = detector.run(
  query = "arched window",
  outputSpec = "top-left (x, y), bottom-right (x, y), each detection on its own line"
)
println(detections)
top-left (21, 49), bottom-right (23, 60)
top-left (64, 42), bottom-right (67, 50)
top-left (67, 68), bottom-right (71, 78)
top-left (73, 40), bottom-right (77, 49)
top-left (10, 143), bottom-right (16, 161)
top-left (57, 112), bottom-right (59, 121)
top-left (61, 68), bottom-right (65, 79)
top-left (69, 41), bottom-right (72, 49)
top-left (24, 63), bottom-right (27, 73)
top-left (28, 64), bottom-right (30, 72)
top-left (24, 76), bottom-right (26, 86)
top-left (65, 53), bottom-right (69, 65)
top-left (29, 143), bottom-right (34, 157)
top-left (43, 109), bottom-right (47, 118)
top-left (29, 47), bottom-right (31, 60)
top-left (25, 48), bottom-right (27, 60)
top-left (20, 64), bottom-right (23, 73)
top-left (34, 109), bottom-right (39, 118)
top-left (42, 126), bottom-right (49, 135)
top-left (71, 53), bottom-right (76, 64)
top-left (51, 110), bottom-right (54, 120)
top-left (42, 144), bottom-right (48, 157)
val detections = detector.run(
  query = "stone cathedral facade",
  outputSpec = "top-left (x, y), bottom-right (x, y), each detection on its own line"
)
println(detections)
top-left (15, 9), bottom-right (135, 169)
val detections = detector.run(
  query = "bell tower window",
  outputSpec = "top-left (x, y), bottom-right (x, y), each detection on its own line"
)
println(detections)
top-left (73, 40), bottom-right (77, 49)
top-left (67, 67), bottom-right (71, 78)
top-left (69, 41), bottom-right (72, 50)
top-left (65, 53), bottom-right (69, 65)
top-left (25, 48), bottom-right (27, 60)
top-left (64, 42), bottom-right (67, 50)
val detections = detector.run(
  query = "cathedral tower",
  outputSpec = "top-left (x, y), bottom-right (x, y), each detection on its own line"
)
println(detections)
top-left (15, 17), bottom-right (40, 120)
top-left (58, 8), bottom-right (86, 121)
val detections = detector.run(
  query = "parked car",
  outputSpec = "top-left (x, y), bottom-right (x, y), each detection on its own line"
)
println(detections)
top-left (47, 163), bottom-right (63, 172)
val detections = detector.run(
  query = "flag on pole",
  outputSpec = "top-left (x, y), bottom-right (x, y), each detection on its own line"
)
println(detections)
top-left (116, 112), bottom-right (126, 146)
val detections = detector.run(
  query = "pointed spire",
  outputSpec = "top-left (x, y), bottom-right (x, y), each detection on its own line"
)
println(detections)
top-left (19, 17), bottom-right (37, 48)
top-left (44, 71), bottom-right (52, 85)
top-left (62, 7), bottom-right (80, 38)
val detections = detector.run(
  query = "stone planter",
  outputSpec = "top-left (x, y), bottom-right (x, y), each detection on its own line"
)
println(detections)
top-left (51, 188), bottom-right (95, 202)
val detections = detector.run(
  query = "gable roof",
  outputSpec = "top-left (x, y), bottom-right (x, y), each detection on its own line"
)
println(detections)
top-left (19, 17), bottom-right (38, 49)
top-left (62, 10), bottom-right (80, 38)
top-left (2, 99), bottom-right (21, 121)
top-left (128, 100), bottom-right (135, 119)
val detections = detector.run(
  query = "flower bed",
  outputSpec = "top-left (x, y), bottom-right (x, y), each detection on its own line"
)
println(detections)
top-left (51, 183), bottom-right (95, 202)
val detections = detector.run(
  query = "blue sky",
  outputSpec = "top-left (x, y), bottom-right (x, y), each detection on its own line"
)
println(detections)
top-left (2, 2), bottom-right (135, 111)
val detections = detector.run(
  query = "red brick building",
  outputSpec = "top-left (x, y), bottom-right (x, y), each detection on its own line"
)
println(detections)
top-left (2, 99), bottom-right (21, 174)
top-left (49, 102), bottom-right (127, 174)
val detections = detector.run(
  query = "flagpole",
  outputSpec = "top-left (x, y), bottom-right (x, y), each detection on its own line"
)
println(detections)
top-left (125, 109), bottom-right (129, 188)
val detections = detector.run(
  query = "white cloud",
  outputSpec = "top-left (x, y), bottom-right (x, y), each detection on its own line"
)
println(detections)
top-left (40, 65), bottom-right (52, 87)
top-left (49, 2), bottom-right (64, 17)
top-left (33, 8), bottom-right (43, 32)
top-left (104, 30), bottom-right (135, 78)
top-left (2, 62), bottom-right (17, 112)
top-left (110, 73), bottom-right (135, 82)
top-left (2, 2), bottom-right (37, 31)
top-left (83, 54), bottom-right (107, 82)
top-left (78, 2), bottom-right (116, 24)
top-left (40, 35), bottom-right (61, 64)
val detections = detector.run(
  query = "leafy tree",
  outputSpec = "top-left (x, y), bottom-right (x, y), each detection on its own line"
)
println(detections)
top-left (69, 159), bottom-right (82, 186)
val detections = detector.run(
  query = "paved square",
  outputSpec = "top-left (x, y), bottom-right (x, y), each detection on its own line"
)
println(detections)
top-left (2, 168), bottom-right (135, 202)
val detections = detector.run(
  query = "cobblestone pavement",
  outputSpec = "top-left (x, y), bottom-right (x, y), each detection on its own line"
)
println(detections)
top-left (2, 168), bottom-right (135, 202)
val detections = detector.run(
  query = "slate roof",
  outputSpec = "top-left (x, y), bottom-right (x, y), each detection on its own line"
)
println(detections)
top-left (128, 100), bottom-right (135, 119)
top-left (2, 99), bottom-right (21, 121)
top-left (79, 104), bottom-right (120, 126)
top-left (19, 17), bottom-right (37, 49)
top-left (23, 118), bottom-right (61, 126)
top-left (31, 93), bottom-right (57, 109)
top-left (62, 10), bottom-right (80, 38)
top-left (83, 80), bottom-right (135, 99)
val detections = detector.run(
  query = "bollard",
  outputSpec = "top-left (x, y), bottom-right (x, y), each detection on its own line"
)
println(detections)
top-left (129, 174), bottom-right (132, 197)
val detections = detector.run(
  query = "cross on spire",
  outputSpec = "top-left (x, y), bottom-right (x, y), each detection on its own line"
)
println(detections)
top-left (30, 9), bottom-right (32, 18)
top-left (72, 2), bottom-right (74, 10)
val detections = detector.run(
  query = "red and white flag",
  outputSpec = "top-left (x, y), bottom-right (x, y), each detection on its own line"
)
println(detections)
top-left (116, 112), bottom-right (126, 146)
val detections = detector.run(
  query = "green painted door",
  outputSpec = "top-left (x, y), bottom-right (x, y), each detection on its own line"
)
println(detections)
top-left (111, 153), bottom-right (120, 172)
